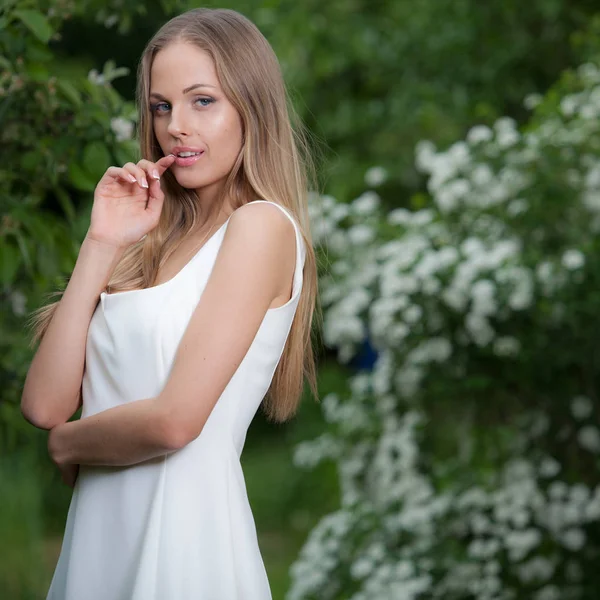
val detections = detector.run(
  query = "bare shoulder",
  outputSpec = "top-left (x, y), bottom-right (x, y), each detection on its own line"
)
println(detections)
top-left (223, 201), bottom-right (296, 264)
top-left (228, 201), bottom-right (296, 236)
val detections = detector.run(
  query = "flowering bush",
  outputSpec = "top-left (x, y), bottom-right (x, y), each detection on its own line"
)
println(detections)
top-left (288, 60), bottom-right (600, 600)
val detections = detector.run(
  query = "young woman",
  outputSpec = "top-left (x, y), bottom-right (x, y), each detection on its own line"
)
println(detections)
top-left (21, 8), bottom-right (319, 599)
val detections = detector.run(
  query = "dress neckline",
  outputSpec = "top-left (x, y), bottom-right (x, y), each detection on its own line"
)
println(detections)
top-left (101, 217), bottom-right (232, 300)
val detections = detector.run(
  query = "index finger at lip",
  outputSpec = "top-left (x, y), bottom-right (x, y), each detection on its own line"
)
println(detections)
top-left (156, 154), bottom-right (176, 175)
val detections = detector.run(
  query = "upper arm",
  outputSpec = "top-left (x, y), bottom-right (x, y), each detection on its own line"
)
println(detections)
top-left (157, 202), bottom-right (297, 446)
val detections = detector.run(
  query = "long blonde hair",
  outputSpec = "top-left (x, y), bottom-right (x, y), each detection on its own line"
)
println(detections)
top-left (31, 8), bottom-right (321, 422)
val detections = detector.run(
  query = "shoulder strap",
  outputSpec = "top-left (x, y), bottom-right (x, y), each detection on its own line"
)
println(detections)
top-left (248, 200), bottom-right (306, 266)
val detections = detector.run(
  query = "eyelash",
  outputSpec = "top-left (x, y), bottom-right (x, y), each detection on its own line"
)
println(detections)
top-left (150, 97), bottom-right (214, 114)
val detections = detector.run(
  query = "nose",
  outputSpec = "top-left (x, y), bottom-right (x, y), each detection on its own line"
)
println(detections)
top-left (166, 105), bottom-right (189, 138)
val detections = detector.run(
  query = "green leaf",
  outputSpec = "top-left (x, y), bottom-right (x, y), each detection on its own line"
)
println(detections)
top-left (0, 243), bottom-right (20, 285)
top-left (27, 42), bottom-right (53, 63)
top-left (57, 80), bottom-right (82, 107)
top-left (83, 142), bottom-right (111, 180)
top-left (14, 10), bottom-right (53, 44)
top-left (68, 162), bottom-right (96, 193)
top-left (20, 151), bottom-right (37, 172)
top-left (14, 231), bottom-right (32, 274)
top-left (54, 187), bottom-right (76, 222)
top-left (25, 62), bottom-right (49, 82)
top-left (114, 139), bottom-right (139, 166)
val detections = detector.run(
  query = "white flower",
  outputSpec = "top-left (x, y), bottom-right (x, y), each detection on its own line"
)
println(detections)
top-left (348, 224), bottom-right (376, 245)
top-left (10, 290), bottom-right (26, 316)
top-left (104, 14), bottom-right (119, 28)
top-left (585, 164), bottom-right (600, 188)
top-left (87, 69), bottom-right (105, 85)
top-left (524, 93), bottom-right (543, 110)
top-left (364, 167), bottom-right (388, 188)
top-left (495, 116), bottom-right (517, 133)
top-left (538, 456), bottom-right (560, 478)
top-left (465, 313), bottom-right (495, 347)
top-left (561, 528), bottom-right (586, 551)
top-left (518, 556), bottom-right (555, 584)
top-left (561, 249), bottom-right (585, 270)
top-left (330, 202), bottom-right (350, 222)
top-left (403, 305), bottom-right (422, 324)
top-left (578, 62), bottom-right (600, 81)
top-left (471, 164), bottom-right (494, 187)
top-left (415, 140), bottom-right (437, 173)
top-left (571, 395), bottom-right (593, 420)
top-left (560, 95), bottom-right (579, 117)
top-left (493, 336), bottom-right (521, 357)
top-left (578, 425), bottom-right (600, 453)
top-left (534, 584), bottom-right (561, 600)
top-left (387, 208), bottom-right (413, 226)
top-left (497, 128), bottom-right (520, 148)
top-left (460, 237), bottom-right (485, 257)
top-left (580, 103), bottom-right (598, 119)
top-left (536, 261), bottom-right (554, 284)
top-left (426, 337), bottom-right (452, 362)
top-left (351, 557), bottom-right (374, 579)
top-left (447, 141), bottom-right (470, 168)
top-left (471, 279), bottom-right (497, 316)
top-left (110, 117), bottom-right (134, 142)
top-left (467, 125), bottom-right (493, 145)
top-left (507, 198), bottom-right (529, 216)
top-left (352, 191), bottom-right (380, 215)
top-left (504, 528), bottom-right (541, 561)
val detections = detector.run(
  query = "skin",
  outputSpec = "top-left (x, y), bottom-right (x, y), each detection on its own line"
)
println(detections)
top-left (36, 41), bottom-right (296, 485)
top-left (150, 40), bottom-right (244, 216)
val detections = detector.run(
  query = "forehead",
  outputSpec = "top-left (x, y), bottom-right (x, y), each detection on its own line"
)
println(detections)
top-left (150, 41), bottom-right (219, 91)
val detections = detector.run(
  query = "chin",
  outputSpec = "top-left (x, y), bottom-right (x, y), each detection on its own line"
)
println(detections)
top-left (172, 172), bottom-right (209, 190)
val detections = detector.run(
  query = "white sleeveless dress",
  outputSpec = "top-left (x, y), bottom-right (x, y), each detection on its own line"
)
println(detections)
top-left (46, 200), bottom-right (306, 600)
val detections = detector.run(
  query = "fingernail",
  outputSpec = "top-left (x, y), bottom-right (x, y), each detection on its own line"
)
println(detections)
top-left (128, 174), bottom-right (136, 183)
top-left (152, 169), bottom-right (160, 180)
top-left (141, 178), bottom-right (149, 189)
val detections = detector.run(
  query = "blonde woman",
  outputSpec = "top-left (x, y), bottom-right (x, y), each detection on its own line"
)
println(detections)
top-left (21, 8), bottom-right (319, 599)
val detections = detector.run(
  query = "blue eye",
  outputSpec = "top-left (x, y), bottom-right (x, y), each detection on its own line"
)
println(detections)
top-left (150, 101), bottom-right (170, 114)
top-left (195, 97), bottom-right (214, 107)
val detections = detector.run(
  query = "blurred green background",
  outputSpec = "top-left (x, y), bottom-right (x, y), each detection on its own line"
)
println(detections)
top-left (3, 0), bottom-right (600, 598)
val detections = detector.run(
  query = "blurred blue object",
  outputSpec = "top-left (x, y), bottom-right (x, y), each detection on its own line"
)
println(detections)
top-left (350, 332), bottom-right (378, 371)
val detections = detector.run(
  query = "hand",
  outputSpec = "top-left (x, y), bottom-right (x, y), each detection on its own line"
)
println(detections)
top-left (48, 423), bottom-right (79, 488)
top-left (87, 155), bottom-right (176, 250)
top-left (58, 462), bottom-right (79, 488)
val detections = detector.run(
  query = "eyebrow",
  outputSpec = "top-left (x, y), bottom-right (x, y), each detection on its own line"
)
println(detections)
top-left (149, 83), bottom-right (216, 99)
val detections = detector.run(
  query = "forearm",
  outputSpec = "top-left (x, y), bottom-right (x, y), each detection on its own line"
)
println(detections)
top-left (22, 236), bottom-right (125, 429)
top-left (48, 397), bottom-right (178, 467)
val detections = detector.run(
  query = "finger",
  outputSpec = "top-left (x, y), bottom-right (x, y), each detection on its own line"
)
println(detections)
top-left (136, 156), bottom-right (175, 182)
top-left (105, 166), bottom-right (137, 184)
top-left (154, 154), bottom-right (176, 178)
top-left (146, 177), bottom-right (165, 216)
top-left (137, 159), bottom-right (163, 182)
top-left (123, 162), bottom-right (149, 189)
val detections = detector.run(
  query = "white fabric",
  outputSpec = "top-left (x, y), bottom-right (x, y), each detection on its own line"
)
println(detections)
top-left (47, 200), bottom-right (306, 600)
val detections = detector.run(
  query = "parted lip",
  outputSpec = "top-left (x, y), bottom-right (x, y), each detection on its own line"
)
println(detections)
top-left (170, 146), bottom-right (204, 156)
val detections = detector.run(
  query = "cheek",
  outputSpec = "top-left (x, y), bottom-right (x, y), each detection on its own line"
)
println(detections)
top-left (153, 118), bottom-right (168, 140)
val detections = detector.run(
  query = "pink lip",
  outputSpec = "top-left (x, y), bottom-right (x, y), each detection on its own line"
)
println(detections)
top-left (170, 146), bottom-right (205, 168)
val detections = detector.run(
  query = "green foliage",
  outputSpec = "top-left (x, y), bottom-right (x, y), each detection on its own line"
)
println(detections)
top-left (250, 0), bottom-right (600, 200)
top-left (0, 452), bottom-right (50, 600)
top-left (50, 0), bottom-right (600, 202)
top-left (0, 0), bottom-right (137, 452)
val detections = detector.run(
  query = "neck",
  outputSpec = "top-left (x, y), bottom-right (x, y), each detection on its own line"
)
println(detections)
top-left (193, 181), bottom-right (236, 231)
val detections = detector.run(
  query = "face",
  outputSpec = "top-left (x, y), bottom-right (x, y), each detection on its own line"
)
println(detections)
top-left (150, 41), bottom-right (243, 199)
